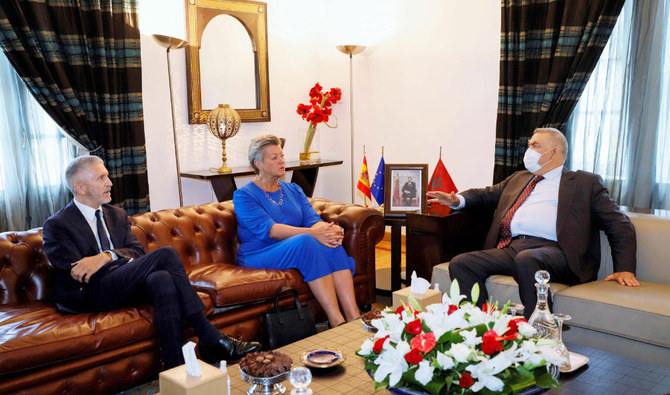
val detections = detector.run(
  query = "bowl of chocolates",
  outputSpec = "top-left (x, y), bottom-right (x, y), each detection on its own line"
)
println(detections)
top-left (238, 351), bottom-right (293, 394)
top-left (361, 309), bottom-right (382, 333)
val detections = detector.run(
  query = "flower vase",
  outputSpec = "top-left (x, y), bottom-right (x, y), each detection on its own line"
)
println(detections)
top-left (299, 124), bottom-right (320, 162)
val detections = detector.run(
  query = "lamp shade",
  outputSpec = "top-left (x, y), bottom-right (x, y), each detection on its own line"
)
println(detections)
top-left (207, 104), bottom-right (241, 173)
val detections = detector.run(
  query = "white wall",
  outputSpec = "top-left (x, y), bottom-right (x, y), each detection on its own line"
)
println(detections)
top-left (140, 0), bottom-right (500, 210)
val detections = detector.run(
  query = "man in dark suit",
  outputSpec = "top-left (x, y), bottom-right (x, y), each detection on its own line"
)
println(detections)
top-left (427, 128), bottom-right (638, 318)
top-left (43, 155), bottom-right (260, 369)
top-left (402, 176), bottom-right (417, 206)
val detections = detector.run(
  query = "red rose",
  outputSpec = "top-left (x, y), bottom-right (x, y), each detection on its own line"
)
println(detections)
top-left (394, 305), bottom-right (405, 315)
top-left (447, 304), bottom-right (458, 315)
top-left (404, 348), bottom-right (423, 364)
top-left (406, 319), bottom-right (422, 335)
top-left (482, 329), bottom-right (504, 355)
top-left (373, 335), bottom-right (389, 354)
top-left (482, 303), bottom-right (496, 313)
top-left (410, 332), bottom-right (436, 353)
top-left (459, 372), bottom-right (474, 388)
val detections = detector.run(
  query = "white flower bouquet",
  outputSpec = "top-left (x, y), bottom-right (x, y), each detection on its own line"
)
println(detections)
top-left (357, 280), bottom-right (564, 394)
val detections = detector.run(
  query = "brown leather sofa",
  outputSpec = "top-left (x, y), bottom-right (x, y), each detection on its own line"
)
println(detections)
top-left (0, 198), bottom-right (384, 394)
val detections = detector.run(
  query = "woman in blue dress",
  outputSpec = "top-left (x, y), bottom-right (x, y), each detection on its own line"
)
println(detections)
top-left (233, 134), bottom-right (360, 327)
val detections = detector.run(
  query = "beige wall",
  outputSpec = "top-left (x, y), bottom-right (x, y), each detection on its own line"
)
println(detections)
top-left (140, 0), bottom-right (500, 210)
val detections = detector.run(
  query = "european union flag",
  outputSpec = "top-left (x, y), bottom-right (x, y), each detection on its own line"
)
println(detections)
top-left (370, 156), bottom-right (385, 206)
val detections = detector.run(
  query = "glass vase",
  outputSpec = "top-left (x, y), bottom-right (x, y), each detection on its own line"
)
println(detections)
top-left (299, 124), bottom-right (320, 161)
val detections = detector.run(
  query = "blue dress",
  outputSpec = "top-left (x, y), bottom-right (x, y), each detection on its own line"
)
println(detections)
top-left (233, 180), bottom-right (355, 282)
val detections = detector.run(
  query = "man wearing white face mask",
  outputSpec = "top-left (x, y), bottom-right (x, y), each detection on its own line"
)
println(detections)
top-left (427, 128), bottom-right (638, 318)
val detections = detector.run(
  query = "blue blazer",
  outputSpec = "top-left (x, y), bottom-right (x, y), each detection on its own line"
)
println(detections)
top-left (42, 200), bottom-right (144, 312)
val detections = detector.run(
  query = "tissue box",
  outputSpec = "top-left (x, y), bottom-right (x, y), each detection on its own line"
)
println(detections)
top-left (392, 287), bottom-right (442, 310)
top-left (159, 360), bottom-right (228, 395)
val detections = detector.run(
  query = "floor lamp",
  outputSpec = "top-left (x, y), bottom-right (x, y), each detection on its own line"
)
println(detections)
top-left (336, 45), bottom-right (366, 203)
top-left (152, 34), bottom-right (187, 207)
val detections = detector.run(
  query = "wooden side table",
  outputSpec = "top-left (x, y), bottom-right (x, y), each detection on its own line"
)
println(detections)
top-left (384, 215), bottom-right (407, 291)
top-left (180, 159), bottom-right (343, 201)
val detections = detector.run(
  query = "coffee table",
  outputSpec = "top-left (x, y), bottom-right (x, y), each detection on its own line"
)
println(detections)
top-left (229, 321), bottom-right (670, 394)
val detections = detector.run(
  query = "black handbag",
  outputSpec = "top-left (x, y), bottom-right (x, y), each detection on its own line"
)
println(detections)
top-left (262, 286), bottom-right (317, 349)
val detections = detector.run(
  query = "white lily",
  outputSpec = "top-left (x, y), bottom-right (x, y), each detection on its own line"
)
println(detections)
top-left (442, 279), bottom-right (467, 306)
top-left (421, 306), bottom-right (469, 339)
top-left (373, 313), bottom-right (405, 343)
top-left (358, 338), bottom-right (374, 355)
top-left (435, 351), bottom-right (455, 370)
top-left (415, 360), bottom-right (435, 386)
top-left (448, 343), bottom-right (475, 363)
top-left (537, 344), bottom-right (566, 366)
top-left (518, 322), bottom-right (537, 337)
top-left (373, 341), bottom-right (410, 386)
top-left (466, 350), bottom-right (514, 392)
top-left (459, 328), bottom-right (482, 347)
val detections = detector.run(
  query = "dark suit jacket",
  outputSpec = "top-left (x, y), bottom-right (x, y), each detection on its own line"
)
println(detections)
top-left (461, 168), bottom-right (636, 283)
top-left (42, 200), bottom-right (145, 312)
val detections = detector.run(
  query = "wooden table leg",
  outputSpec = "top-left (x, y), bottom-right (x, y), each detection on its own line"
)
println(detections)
top-left (290, 167), bottom-right (319, 197)
top-left (391, 222), bottom-right (402, 291)
top-left (209, 176), bottom-right (237, 201)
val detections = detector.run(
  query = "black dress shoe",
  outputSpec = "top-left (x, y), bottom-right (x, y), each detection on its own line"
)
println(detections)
top-left (199, 334), bottom-right (261, 364)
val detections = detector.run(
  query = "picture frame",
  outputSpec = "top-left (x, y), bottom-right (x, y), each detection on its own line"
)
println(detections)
top-left (384, 163), bottom-right (428, 217)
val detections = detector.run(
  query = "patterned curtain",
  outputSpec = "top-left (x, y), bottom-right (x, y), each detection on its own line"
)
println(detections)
top-left (494, 0), bottom-right (626, 183)
top-left (0, 0), bottom-right (148, 214)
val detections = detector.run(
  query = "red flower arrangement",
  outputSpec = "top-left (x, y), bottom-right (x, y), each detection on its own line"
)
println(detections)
top-left (296, 83), bottom-right (341, 159)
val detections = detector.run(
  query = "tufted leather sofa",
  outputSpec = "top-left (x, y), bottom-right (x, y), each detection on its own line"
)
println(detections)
top-left (0, 198), bottom-right (384, 394)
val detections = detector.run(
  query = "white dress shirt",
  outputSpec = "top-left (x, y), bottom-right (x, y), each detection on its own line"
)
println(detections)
top-left (452, 166), bottom-right (563, 241)
top-left (73, 199), bottom-right (117, 257)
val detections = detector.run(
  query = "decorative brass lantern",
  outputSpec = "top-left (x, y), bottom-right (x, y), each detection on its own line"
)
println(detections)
top-left (207, 104), bottom-right (241, 173)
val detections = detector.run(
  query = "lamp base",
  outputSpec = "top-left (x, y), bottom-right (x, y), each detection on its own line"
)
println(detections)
top-left (217, 165), bottom-right (232, 174)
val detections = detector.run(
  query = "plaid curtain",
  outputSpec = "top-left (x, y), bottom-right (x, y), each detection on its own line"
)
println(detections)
top-left (0, 0), bottom-right (148, 214)
top-left (494, 0), bottom-right (625, 183)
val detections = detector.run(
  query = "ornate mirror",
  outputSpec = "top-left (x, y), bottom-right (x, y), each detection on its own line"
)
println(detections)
top-left (186, 0), bottom-right (270, 123)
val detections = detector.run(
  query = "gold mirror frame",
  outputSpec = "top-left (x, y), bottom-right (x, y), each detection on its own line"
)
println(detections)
top-left (186, 0), bottom-right (270, 123)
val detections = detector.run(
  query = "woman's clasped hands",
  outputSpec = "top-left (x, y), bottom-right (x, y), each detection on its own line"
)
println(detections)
top-left (310, 222), bottom-right (344, 248)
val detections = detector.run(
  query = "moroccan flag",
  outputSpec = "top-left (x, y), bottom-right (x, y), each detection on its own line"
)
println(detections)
top-left (428, 158), bottom-right (457, 216)
top-left (370, 156), bottom-right (385, 206)
top-left (357, 155), bottom-right (372, 206)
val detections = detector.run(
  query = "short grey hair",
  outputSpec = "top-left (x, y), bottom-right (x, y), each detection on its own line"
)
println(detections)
top-left (248, 134), bottom-right (282, 173)
top-left (65, 155), bottom-right (104, 193)
top-left (533, 127), bottom-right (568, 161)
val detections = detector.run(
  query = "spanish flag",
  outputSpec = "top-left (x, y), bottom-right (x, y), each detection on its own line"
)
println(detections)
top-left (357, 155), bottom-right (372, 206)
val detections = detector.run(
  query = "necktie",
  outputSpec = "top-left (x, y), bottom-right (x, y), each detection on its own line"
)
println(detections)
top-left (95, 209), bottom-right (111, 252)
top-left (496, 175), bottom-right (544, 249)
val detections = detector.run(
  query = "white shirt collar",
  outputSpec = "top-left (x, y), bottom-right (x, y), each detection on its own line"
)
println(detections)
top-left (541, 165), bottom-right (563, 181)
top-left (73, 198), bottom-right (102, 221)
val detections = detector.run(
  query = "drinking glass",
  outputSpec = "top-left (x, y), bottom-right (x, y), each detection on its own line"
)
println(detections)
top-left (289, 366), bottom-right (313, 394)
top-left (508, 303), bottom-right (524, 317)
top-left (552, 313), bottom-right (572, 371)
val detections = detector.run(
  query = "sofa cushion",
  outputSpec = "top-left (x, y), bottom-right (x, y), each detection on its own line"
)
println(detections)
top-left (0, 293), bottom-right (213, 375)
top-left (553, 280), bottom-right (670, 348)
top-left (188, 263), bottom-right (310, 307)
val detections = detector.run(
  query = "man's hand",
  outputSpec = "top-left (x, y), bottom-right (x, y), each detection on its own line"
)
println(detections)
top-left (70, 253), bottom-right (112, 283)
top-left (427, 191), bottom-right (459, 206)
top-left (604, 271), bottom-right (640, 287)
top-left (310, 222), bottom-right (344, 248)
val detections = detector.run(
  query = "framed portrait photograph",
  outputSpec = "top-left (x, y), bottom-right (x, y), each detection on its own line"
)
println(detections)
top-left (384, 163), bottom-right (428, 217)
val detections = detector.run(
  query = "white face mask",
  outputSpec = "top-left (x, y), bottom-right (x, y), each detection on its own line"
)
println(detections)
top-left (523, 147), bottom-right (552, 173)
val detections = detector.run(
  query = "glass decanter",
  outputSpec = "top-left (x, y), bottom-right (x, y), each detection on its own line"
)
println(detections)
top-left (527, 270), bottom-right (559, 340)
